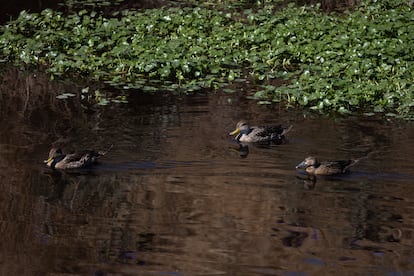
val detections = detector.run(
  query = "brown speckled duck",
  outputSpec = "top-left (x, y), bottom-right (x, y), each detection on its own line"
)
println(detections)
top-left (45, 146), bottom-right (111, 169)
top-left (229, 120), bottom-right (292, 144)
top-left (296, 156), bottom-right (358, 175)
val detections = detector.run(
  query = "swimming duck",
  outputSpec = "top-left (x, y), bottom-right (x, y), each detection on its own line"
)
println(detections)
top-left (295, 156), bottom-right (358, 175)
top-left (45, 146), bottom-right (111, 169)
top-left (229, 120), bottom-right (292, 144)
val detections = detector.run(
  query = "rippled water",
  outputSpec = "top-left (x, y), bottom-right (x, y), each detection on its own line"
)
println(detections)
top-left (1, 69), bottom-right (414, 275)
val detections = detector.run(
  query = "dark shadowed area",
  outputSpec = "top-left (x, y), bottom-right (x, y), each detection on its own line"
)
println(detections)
top-left (1, 68), bottom-right (413, 275)
top-left (0, 0), bottom-right (360, 24)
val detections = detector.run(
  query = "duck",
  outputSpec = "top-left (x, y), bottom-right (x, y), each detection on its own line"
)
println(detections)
top-left (295, 156), bottom-right (358, 175)
top-left (229, 120), bottom-right (292, 144)
top-left (45, 146), bottom-right (111, 169)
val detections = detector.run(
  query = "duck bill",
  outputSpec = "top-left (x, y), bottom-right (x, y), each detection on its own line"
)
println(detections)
top-left (295, 161), bottom-right (307, 169)
top-left (44, 157), bottom-right (53, 164)
top-left (229, 128), bottom-right (240, 136)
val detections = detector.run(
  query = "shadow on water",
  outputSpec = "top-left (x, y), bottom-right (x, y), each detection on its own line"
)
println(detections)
top-left (1, 67), bottom-right (414, 275)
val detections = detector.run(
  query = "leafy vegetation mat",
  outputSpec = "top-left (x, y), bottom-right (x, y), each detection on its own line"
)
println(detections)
top-left (1, 0), bottom-right (413, 118)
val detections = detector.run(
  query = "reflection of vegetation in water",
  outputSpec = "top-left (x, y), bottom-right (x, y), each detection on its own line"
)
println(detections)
top-left (62, 0), bottom-right (125, 9)
top-left (0, 68), bottom-right (99, 151)
top-left (0, 0), bottom-right (413, 118)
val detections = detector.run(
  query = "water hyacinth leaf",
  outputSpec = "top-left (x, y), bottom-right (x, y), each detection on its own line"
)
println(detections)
top-left (253, 90), bottom-right (267, 99)
top-left (97, 98), bottom-right (109, 105)
top-left (222, 88), bottom-right (236, 93)
top-left (56, 93), bottom-right (76, 99)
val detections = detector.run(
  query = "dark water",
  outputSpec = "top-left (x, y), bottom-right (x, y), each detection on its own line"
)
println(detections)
top-left (1, 68), bottom-right (414, 275)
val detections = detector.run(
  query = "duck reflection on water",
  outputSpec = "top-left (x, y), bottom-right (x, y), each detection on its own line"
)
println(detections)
top-left (238, 143), bottom-right (249, 158)
top-left (296, 174), bottom-right (317, 190)
top-left (228, 143), bottom-right (250, 158)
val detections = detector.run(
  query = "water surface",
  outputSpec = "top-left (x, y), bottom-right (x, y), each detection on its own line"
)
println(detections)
top-left (1, 69), bottom-right (414, 275)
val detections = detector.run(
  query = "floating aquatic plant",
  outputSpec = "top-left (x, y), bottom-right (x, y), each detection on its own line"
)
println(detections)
top-left (0, 0), bottom-right (413, 118)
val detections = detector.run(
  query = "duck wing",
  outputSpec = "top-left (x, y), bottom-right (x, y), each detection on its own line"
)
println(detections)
top-left (255, 125), bottom-right (285, 137)
top-left (256, 125), bottom-right (292, 144)
top-left (321, 160), bottom-right (357, 173)
top-left (244, 127), bottom-right (277, 143)
top-left (63, 150), bottom-right (102, 163)
top-left (62, 152), bottom-right (84, 162)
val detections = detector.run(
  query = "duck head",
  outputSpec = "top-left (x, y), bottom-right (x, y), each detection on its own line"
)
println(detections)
top-left (44, 148), bottom-right (64, 168)
top-left (229, 120), bottom-right (251, 140)
top-left (295, 156), bottom-right (318, 170)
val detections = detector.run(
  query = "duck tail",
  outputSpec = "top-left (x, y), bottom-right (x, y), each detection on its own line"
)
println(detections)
top-left (349, 158), bottom-right (360, 167)
top-left (98, 144), bottom-right (113, 156)
top-left (340, 159), bottom-right (359, 173)
top-left (282, 125), bottom-right (293, 136)
top-left (352, 149), bottom-right (379, 165)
